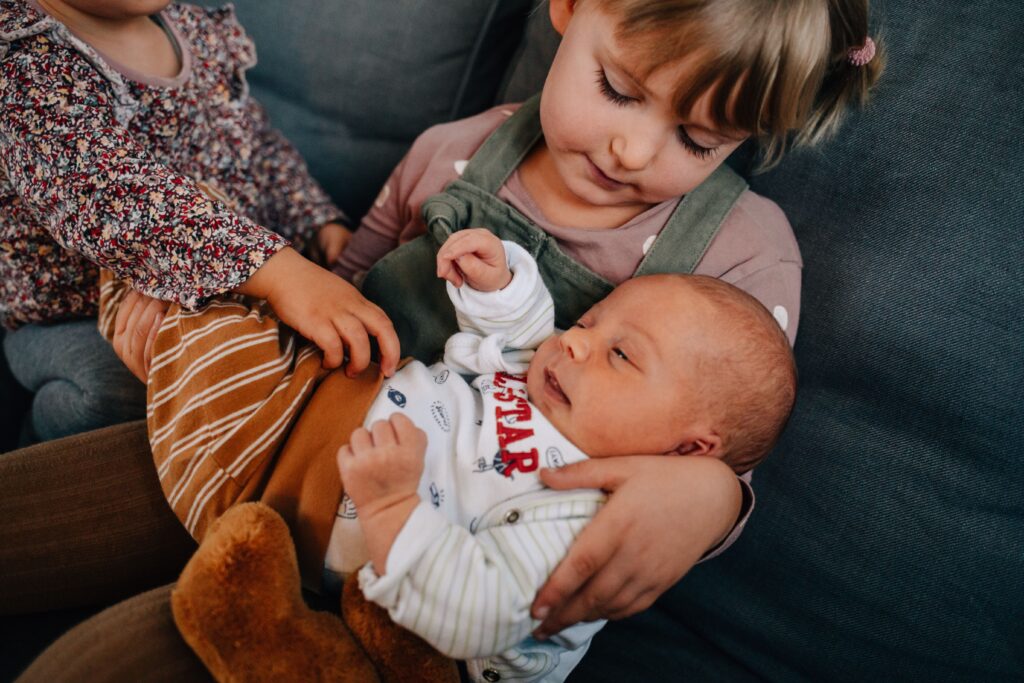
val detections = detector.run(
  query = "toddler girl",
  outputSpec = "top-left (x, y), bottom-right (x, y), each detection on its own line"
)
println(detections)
top-left (0, 0), bottom-right (393, 441)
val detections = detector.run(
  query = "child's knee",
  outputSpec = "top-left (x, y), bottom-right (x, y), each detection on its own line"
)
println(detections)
top-left (31, 369), bottom-right (145, 441)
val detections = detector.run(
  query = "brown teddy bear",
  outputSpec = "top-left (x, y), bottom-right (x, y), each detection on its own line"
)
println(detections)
top-left (171, 501), bottom-right (460, 683)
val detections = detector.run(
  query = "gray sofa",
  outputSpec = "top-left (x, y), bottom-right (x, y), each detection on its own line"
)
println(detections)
top-left (4, 0), bottom-right (1021, 679)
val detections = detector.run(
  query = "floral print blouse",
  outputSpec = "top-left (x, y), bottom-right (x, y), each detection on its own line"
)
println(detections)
top-left (0, 1), bottom-right (344, 328)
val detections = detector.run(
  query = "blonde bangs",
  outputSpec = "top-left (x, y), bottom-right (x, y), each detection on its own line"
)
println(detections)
top-left (594, 0), bottom-right (831, 167)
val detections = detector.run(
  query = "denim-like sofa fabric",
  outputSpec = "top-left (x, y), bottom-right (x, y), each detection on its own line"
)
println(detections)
top-left (209, 0), bottom-right (533, 221)
top-left (500, 2), bottom-right (1024, 680)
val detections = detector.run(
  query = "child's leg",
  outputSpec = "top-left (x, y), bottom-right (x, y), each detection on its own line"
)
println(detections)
top-left (15, 583), bottom-right (214, 683)
top-left (97, 274), bottom-right (331, 544)
top-left (2, 320), bottom-right (146, 443)
top-left (0, 421), bottom-right (195, 615)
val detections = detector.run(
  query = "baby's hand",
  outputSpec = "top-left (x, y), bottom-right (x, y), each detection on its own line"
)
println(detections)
top-left (112, 288), bottom-right (169, 383)
top-left (436, 228), bottom-right (512, 292)
top-left (339, 413), bottom-right (426, 511)
top-left (309, 221), bottom-right (352, 266)
top-left (235, 247), bottom-right (400, 377)
top-left (337, 413), bottom-right (426, 572)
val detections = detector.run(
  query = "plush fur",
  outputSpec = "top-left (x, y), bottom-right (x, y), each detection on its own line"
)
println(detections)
top-left (171, 502), bottom-right (458, 683)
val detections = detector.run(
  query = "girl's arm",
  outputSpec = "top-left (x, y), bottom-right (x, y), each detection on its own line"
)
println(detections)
top-left (530, 455), bottom-right (742, 638)
top-left (0, 51), bottom-right (283, 310)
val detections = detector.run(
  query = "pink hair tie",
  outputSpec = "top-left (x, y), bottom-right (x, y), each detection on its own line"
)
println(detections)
top-left (847, 36), bottom-right (876, 67)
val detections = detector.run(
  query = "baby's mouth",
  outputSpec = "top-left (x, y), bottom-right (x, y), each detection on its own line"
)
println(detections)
top-left (545, 368), bottom-right (570, 405)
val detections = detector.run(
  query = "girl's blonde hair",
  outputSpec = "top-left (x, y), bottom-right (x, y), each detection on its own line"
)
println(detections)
top-left (588, 0), bottom-right (885, 168)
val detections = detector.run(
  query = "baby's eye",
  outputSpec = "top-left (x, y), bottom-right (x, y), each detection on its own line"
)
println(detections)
top-left (612, 347), bottom-right (629, 362)
top-left (573, 319), bottom-right (587, 329)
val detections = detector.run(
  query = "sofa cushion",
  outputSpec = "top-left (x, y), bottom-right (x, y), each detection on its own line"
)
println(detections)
top-left (503, 2), bottom-right (1023, 680)
top-left (204, 0), bottom-right (533, 220)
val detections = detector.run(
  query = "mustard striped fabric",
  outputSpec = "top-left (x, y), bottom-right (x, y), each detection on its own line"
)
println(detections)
top-left (98, 274), bottom-right (327, 542)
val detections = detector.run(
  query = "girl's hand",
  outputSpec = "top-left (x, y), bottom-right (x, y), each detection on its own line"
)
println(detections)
top-left (436, 228), bottom-right (512, 292)
top-left (337, 413), bottom-right (427, 572)
top-left (310, 222), bottom-right (353, 266)
top-left (112, 288), bottom-right (169, 383)
top-left (530, 455), bottom-right (742, 638)
top-left (235, 247), bottom-right (400, 377)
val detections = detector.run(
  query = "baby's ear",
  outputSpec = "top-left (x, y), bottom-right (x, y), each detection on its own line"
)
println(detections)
top-left (673, 433), bottom-right (724, 459)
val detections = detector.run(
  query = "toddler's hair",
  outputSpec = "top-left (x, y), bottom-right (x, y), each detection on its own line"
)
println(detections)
top-left (585, 0), bottom-right (886, 168)
top-left (677, 276), bottom-right (797, 474)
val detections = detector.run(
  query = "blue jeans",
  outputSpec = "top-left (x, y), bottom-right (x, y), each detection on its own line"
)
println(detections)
top-left (3, 319), bottom-right (146, 442)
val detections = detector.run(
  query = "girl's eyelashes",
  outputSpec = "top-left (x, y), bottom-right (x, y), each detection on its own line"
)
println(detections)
top-left (597, 68), bottom-right (719, 161)
top-left (676, 126), bottom-right (717, 160)
top-left (596, 69), bottom-right (635, 107)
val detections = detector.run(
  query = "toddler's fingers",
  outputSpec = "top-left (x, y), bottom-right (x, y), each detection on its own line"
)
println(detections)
top-left (336, 444), bottom-right (353, 467)
top-left (114, 290), bottom-right (141, 337)
top-left (334, 316), bottom-right (371, 378)
top-left (142, 310), bottom-right (164, 379)
top-left (311, 324), bottom-right (344, 369)
top-left (357, 305), bottom-right (400, 377)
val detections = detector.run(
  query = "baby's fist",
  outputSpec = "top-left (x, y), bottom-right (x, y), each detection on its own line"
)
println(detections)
top-left (337, 413), bottom-right (426, 518)
top-left (436, 228), bottom-right (512, 292)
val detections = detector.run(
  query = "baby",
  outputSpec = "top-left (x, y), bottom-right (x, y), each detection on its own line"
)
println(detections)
top-left (107, 228), bottom-right (794, 681)
top-left (330, 229), bottom-right (797, 681)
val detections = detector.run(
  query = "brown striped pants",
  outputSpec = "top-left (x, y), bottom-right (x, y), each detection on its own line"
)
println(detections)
top-left (98, 275), bottom-right (383, 588)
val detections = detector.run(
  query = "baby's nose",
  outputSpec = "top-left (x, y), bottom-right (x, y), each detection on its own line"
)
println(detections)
top-left (559, 328), bottom-right (590, 361)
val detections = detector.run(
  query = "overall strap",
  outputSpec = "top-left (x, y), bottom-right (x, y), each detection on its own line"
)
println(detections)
top-left (635, 163), bottom-right (748, 276)
top-left (459, 93), bottom-right (543, 193)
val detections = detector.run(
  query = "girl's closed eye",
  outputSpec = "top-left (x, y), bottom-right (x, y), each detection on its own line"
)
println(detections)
top-left (595, 69), bottom-right (634, 107)
top-left (676, 126), bottom-right (717, 161)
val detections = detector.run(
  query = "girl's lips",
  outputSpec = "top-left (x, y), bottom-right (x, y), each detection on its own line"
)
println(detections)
top-left (544, 368), bottom-right (570, 405)
top-left (585, 155), bottom-right (626, 191)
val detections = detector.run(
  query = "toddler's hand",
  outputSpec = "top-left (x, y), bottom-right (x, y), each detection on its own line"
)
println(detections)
top-left (235, 247), bottom-right (400, 377)
top-left (309, 222), bottom-right (352, 266)
top-left (112, 288), bottom-right (169, 383)
top-left (436, 228), bottom-right (512, 292)
top-left (337, 413), bottom-right (426, 515)
top-left (530, 455), bottom-right (742, 637)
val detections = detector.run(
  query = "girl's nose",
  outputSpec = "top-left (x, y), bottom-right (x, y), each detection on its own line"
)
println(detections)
top-left (558, 327), bottom-right (590, 361)
top-left (610, 126), bottom-right (660, 171)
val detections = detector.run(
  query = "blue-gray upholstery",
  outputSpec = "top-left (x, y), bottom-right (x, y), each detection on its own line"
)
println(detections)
top-left (217, 0), bottom-right (533, 220)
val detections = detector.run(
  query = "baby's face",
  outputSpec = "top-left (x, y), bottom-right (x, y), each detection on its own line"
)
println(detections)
top-left (526, 277), bottom-right (717, 458)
